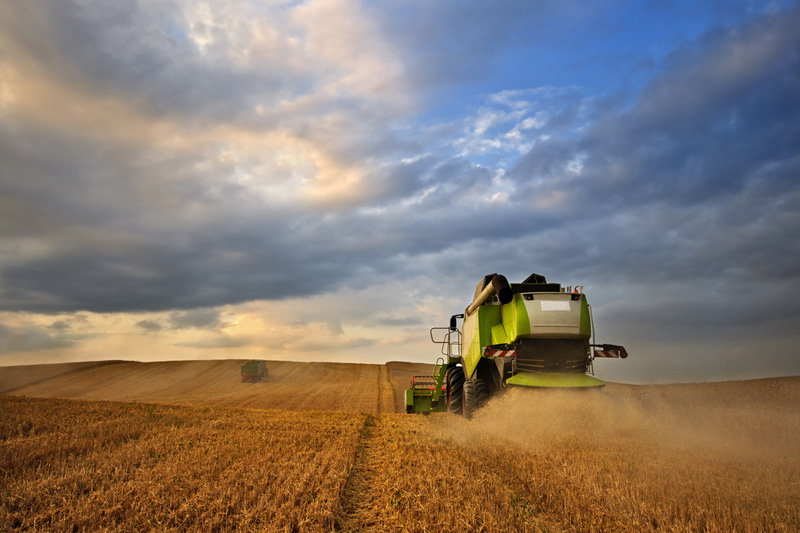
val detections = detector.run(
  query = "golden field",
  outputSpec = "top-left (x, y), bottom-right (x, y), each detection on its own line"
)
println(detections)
top-left (1, 360), bottom-right (799, 532)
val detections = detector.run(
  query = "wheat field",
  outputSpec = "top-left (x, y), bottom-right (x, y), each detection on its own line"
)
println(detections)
top-left (1, 361), bottom-right (799, 532)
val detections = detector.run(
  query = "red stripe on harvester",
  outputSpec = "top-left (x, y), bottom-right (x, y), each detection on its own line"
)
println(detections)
top-left (485, 348), bottom-right (516, 357)
top-left (594, 350), bottom-right (620, 358)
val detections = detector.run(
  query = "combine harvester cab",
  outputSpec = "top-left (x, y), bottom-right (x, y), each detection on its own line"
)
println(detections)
top-left (406, 272), bottom-right (628, 418)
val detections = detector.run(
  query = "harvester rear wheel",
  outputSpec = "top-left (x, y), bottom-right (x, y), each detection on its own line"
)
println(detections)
top-left (446, 366), bottom-right (464, 415)
top-left (463, 377), bottom-right (488, 420)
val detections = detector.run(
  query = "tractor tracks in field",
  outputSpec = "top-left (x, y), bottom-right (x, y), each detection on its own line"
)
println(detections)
top-left (336, 366), bottom-right (398, 530)
top-left (335, 412), bottom-right (383, 532)
top-left (377, 365), bottom-right (396, 414)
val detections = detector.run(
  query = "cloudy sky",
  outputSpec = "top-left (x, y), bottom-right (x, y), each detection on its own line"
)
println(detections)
top-left (1, 0), bottom-right (798, 383)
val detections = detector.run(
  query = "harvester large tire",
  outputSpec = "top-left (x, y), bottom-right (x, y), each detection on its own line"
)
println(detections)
top-left (462, 377), bottom-right (488, 420)
top-left (446, 366), bottom-right (465, 415)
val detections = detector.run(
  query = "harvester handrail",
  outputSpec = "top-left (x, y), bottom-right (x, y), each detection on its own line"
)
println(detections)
top-left (447, 330), bottom-right (461, 358)
top-left (430, 327), bottom-right (461, 359)
top-left (429, 327), bottom-right (452, 344)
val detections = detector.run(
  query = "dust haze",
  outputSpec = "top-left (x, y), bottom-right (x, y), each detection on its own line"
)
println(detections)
top-left (438, 379), bottom-right (800, 463)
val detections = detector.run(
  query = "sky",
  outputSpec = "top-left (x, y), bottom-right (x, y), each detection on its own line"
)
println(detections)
top-left (0, 0), bottom-right (798, 383)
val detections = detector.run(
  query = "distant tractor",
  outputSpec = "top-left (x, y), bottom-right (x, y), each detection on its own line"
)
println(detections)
top-left (406, 272), bottom-right (628, 417)
top-left (241, 360), bottom-right (267, 383)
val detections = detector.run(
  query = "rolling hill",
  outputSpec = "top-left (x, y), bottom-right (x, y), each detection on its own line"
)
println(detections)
top-left (0, 359), bottom-right (432, 414)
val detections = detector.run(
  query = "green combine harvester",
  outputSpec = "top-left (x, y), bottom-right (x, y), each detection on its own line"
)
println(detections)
top-left (406, 272), bottom-right (628, 417)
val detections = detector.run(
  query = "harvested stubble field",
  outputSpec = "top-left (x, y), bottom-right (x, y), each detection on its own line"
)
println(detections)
top-left (1, 361), bottom-right (799, 532)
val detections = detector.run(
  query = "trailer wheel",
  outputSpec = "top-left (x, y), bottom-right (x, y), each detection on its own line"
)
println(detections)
top-left (463, 377), bottom-right (488, 420)
top-left (446, 366), bottom-right (464, 415)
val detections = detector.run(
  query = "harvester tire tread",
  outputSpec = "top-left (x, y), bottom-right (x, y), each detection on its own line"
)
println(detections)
top-left (463, 377), bottom-right (488, 420)
top-left (446, 366), bottom-right (465, 415)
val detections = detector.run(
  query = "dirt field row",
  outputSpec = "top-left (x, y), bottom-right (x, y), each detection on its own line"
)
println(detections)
top-left (0, 360), bottom-right (432, 414)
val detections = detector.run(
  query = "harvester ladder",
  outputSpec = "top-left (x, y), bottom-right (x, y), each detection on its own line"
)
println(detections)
top-left (431, 357), bottom-right (447, 403)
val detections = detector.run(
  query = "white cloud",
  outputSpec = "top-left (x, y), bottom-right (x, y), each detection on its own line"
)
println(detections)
top-left (290, 0), bottom-right (412, 110)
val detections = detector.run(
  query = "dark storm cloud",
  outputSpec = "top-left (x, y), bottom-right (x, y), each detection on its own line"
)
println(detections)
top-left (135, 320), bottom-right (163, 333)
top-left (168, 309), bottom-right (223, 330)
top-left (0, 219), bottom-right (371, 313)
top-left (0, 323), bottom-right (78, 354)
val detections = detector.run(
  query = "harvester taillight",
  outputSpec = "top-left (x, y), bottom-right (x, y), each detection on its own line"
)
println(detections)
top-left (593, 344), bottom-right (629, 359)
